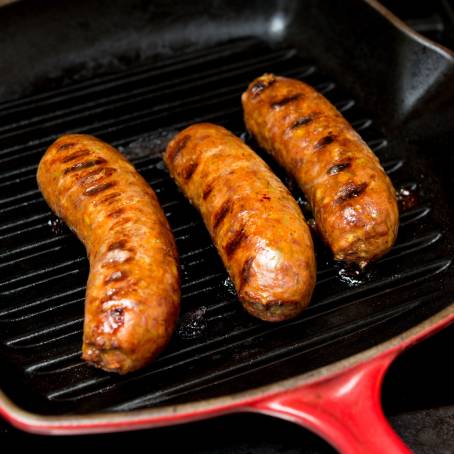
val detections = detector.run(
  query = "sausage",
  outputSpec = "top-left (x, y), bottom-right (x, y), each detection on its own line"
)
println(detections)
top-left (242, 74), bottom-right (399, 267)
top-left (164, 123), bottom-right (316, 322)
top-left (37, 134), bottom-right (180, 374)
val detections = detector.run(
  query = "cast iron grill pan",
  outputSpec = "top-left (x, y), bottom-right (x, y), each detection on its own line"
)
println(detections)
top-left (0, 37), bottom-right (452, 416)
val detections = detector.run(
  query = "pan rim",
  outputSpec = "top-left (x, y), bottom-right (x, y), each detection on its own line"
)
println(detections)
top-left (0, 303), bottom-right (452, 435)
top-left (366, 0), bottom-right (454, 59)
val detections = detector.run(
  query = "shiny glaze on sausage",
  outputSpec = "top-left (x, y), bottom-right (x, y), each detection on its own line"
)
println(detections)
top-left (242, 74), bottom-right (398, 267)
top-left (164, 123), bottom-right (316, 321)
top-left (37, 134), bottom-right (180, 374)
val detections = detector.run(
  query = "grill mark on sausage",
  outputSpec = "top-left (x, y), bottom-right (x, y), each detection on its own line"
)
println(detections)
top-left (290, 115), bottom-right (314, 130)
top-left (168, 135), bottom-right (190, 162)
top-left (105, 270), bottom-right (127, 284)
top-left (56, 142), bottom-right (77, 152)
top-left (84, 181), bottom-right (117, 196)
top-left (77, 167), bottom-right (105, 182)
top-left (99, 167), bottom-right (116, 177)
top-left (202, 181), bottom-right (214, 200)
top-left (212, 200), bottom-right (232, 231)
top-left (327, 161), bottom-right (351, 176)
top-left (107, 208), bottom-right (125, 219)
top-left (335, 182), bottom-right (368, 204)
top-left (224, 227), bottom-right (247, 258)
top-left (240, 256), bottom-right (254, 290)
top-left (104, 239), bottom-right (134, 265)
top-left (77, 167), bottom-right (117, 187)
top-left (182, 160), bottom-right (199, 181)
top-left (95, 191), bottom-right (122, 206)
top-left (250, 76), bottom-right (276, 97)
top-left (108, 239), bottom-right (128, 251)
top-left (271, 94), bottom-right (302, 109)
top-left (110, 218), bottom-right (131, 230)
top-left (64, 158), bottom-right (107, 174)
top-left (62, 149), bottom-right (91, 163)
top-left (314, 134), bottom-right (336, 150)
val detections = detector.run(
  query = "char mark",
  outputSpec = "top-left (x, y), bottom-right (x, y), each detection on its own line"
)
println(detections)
top-left (271, 94), bottom-right (302, 109)
top-left (105, 270), bottom-right (127, 284)
top-left (62, 149), bottom-right (91, 163)
top-left (240, 256), bottom-right (254, 290)
top-left (110, 218), bottom-right (131, 229)
top-left (64, 158), bottom-right (107, 175)
top-left (327, 161), bottom-right (351, 176)
top-left (335, 182), bottom-right (368, 204)
top-left (290, 115), bottom-right (314, 130)
top-left (212, 200), bottom-right (232, 231)
top-left (107, 208), bottom-right (125, 219)
top-left (182, 160), bottom-right (199, 181)
top-left (168, 135), bottom-right (190, 162)
top-left (224, 227), bottom-right (247, 258)
top-left (94, 191), bottom-right (122, 206)
top-left (84, 181), bottom-right (117, 196)
top-left (77, 167), bottom-right (117, 187)
top-left (56, 142), bottom-right (77, 152)
top-left (108, 239), bottom-right (128, 251)
top-left (202, 181), bottom-right (214, 200)
top-left (314, 134), bottom-right (336, 150)
top-left (250, 76), bottom-right (276, 97)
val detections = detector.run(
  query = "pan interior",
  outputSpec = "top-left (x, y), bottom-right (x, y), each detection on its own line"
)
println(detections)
top-left (0, 34), bottom-right (453, 416)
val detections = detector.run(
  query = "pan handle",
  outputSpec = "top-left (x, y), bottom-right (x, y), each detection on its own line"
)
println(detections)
top-left (250, 351), bottom-right (411, 454)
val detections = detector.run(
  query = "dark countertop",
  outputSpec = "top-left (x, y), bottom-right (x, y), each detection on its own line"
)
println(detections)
top-left (1, 324), bottom-right (452, 453)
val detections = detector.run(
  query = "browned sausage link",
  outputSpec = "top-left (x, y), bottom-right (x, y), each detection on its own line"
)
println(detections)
top-left (164, 123), bottom-right (316, 322)
top-left (242, 74), bottom-right (399, 267)
top-left (37, 134), bottom-right (180, 374)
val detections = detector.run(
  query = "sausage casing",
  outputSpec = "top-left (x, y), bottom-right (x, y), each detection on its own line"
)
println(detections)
top-left (37, 134), bottom-right (180, 374)
top-left (242, 74), bottom-right (399, 267)
top-left (164, 123), bottom-right (316, 322)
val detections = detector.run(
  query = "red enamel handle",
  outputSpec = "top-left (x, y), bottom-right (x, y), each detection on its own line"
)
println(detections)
top-left (250, 351), bottom-right (411, 454)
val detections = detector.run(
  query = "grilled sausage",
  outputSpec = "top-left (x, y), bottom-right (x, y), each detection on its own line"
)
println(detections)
top-left (164, 123), bottom-right (316, 322)
top-left (242, 74), bottom-right (399, 267)
top-left (37, 134), bottom-right (180, 374)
